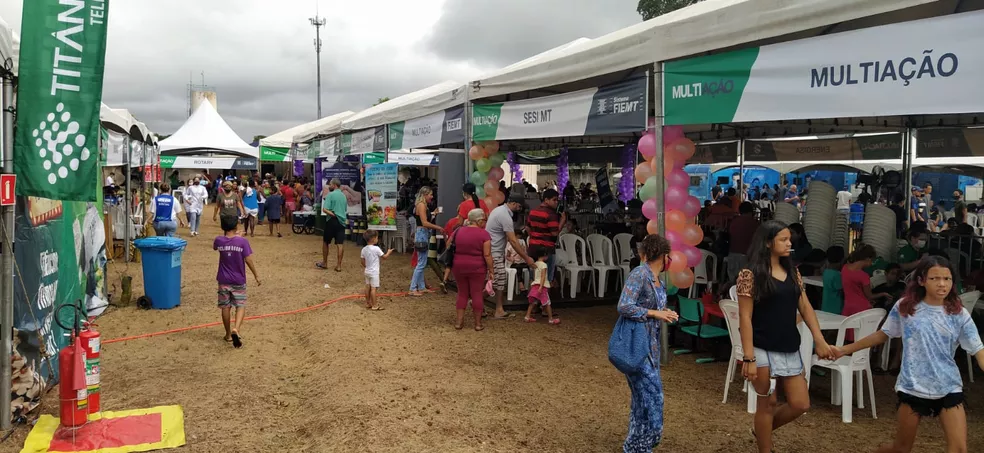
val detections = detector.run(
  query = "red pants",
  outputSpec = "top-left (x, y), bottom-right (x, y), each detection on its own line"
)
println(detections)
top-left (452, 269), bottom-right (486, 312)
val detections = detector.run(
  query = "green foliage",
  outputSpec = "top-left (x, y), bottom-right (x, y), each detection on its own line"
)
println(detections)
top-left (373, 97), bottom-right (390, 106)
top-left (636, 0), bottom-right (703, 20)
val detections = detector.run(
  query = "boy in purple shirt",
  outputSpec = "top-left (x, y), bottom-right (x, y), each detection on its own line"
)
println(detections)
top-left (213, 216), bottom-right (261, 348)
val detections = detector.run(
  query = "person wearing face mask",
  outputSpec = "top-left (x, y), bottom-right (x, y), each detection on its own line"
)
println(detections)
top-left (898, 229), bottom-right (928, 272)
top-left (952, 190), bottom-right (966, 223)
top-left (213, 181), bottom-right (246, 227)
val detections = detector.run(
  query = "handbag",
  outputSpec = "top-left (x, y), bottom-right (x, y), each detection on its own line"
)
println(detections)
top-left (437, 230), bottom-right (457, 267)
top-left (414, 241), bottom-right (430, 252)
top-left (607, 316), bottom-right (652, 374)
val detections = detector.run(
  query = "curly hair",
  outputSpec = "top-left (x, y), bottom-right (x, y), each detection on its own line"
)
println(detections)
top-left (898, 256), bottom-right (962, 317)
top-left (638, 234), bottom-right (671, 263)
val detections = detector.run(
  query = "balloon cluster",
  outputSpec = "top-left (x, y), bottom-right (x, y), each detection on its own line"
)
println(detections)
top-left (636, 125), bottom-right (702, 289)
top-left (618, 144), bottom-right (636, 202)
top-left (557, 147), bottom-right (569, 198)
top-left (469, 141), bottom-right (506, 207)
top-left (507, 152), bottom-right (523, 183)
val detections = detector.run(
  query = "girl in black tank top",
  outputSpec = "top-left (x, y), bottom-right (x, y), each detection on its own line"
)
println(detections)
top-left (735, 220), bottom-right (834, 453)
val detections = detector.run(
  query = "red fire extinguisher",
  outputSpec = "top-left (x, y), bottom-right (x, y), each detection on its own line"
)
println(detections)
top-left (56, 303), bottom-right (89, 427)
top-left (79, 321), bottom-right (101, 413)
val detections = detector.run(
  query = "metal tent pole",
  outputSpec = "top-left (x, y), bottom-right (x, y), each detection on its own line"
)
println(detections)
top-left (651, 64), bottom-right (669, 366)
top-left (1, 70), bottom-right (15, 430)
top-left (124, 137), bottom-right (131, 262)
top-left (902, 127), bottom-right (913, 228)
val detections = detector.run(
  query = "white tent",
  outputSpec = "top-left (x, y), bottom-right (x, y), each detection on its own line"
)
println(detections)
top-left (100, 104), bottom-right (132, 135)
top-left (342, 81), bottom-right (466, 132)
top-left (160, 100), bottom-right (257, 158)
top-left (0, 15), bottom-right (18, 76)
top-left (469, 0), bottom-right (935, 99)
top-left (260, 120), bottom-right (327, 149)
top-left (291, 111), bottom-right (356, 145)
top-left (110, 108), bottom-right (153, 143)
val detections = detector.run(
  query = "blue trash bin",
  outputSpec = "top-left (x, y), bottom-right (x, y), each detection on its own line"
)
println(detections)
top-left (133, 237), bottom-right (187, 309)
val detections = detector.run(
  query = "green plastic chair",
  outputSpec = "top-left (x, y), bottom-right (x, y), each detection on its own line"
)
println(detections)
top-left (674, 296), bottom-right (729, 363)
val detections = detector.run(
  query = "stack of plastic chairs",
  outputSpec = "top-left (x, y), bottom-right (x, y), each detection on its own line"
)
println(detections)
top-left (802, 181), bottom-right (837, 251)
top-left (861, 204), bottom-right (898, 261)
top-left (773, 202), bottom-right (800, 226)
top-left (830, 213), bottom-right (851, 250)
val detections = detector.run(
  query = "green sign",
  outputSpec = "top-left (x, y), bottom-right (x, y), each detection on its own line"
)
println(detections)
top-left (362, 152), bottom-right (386, 164)
top-left (260, 146), bottom-right (290, 162)
top-left (14, 0), bottom-right (110, 201)
top-left (663, 48), bottom-right (758, 126)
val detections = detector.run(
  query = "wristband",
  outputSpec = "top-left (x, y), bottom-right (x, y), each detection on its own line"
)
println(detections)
top-left (743, 357), bottom-right (756, 362)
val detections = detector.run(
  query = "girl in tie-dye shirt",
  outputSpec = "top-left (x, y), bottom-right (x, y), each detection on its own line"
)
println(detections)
top-left (835, 256), bottom-right (984, 453)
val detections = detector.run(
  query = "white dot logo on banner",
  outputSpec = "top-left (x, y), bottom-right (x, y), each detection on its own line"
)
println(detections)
top-left (31, 103), bottom-right (91, 185)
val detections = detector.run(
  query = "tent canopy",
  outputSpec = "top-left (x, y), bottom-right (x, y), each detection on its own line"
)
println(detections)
top-left (100, 104), bottom-right (132, 135)
top-left (469, 0), bottom-right (936, 100)
top-left (342, 81), bottom-right (466, 132)
top-left (159, 101), bottom-right (257, 158)
top-left (110, 108), bottom-right (153, 143)
top-left (260, 119), bottom-right (329, 149)
top-left (291, 111), bottom-right (356, 145)
top-left (0, 15), bottom-right (18, 76)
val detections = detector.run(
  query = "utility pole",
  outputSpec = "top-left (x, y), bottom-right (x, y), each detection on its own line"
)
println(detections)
top-left (309, 14), bottom-right (326, 119)
top-left (1, 65), bottom-right (15, 430)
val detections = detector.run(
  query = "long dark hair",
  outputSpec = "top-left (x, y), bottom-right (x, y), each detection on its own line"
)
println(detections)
top-left (746, 220), bottom-right (800, 302)
top-left (898, 256), bottom-right (962, 317)
top-left (462, 183), bottom-right (480, 209)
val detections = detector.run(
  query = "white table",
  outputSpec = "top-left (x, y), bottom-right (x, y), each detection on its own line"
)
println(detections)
top-left (802, 275), bottom-right (823, 287)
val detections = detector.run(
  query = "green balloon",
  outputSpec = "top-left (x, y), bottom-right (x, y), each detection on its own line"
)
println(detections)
top-left (489, 153), bottom-right (505, 167)
top-left (470, 171), bottom-right (485, 186)
top-left (476, 158), bottom-right (491, 173)
top-left (476, 186), bottom-right (486, 198)
top-left (639, 176), bottom-right (659, 200)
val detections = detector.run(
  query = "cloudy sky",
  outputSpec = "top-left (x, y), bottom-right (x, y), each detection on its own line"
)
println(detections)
top-left (0, 0), bottom-right (640, 139)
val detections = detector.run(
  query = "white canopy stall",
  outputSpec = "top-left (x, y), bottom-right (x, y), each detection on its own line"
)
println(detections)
top-left (159, 100), bottom-right (257, 161)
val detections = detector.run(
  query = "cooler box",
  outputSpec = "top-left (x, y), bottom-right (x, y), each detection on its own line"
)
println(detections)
top-left (133, 237), bottom-right (187, 309)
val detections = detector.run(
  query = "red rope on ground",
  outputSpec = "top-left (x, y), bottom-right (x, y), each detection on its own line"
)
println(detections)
top-left (103, 291), bottom-right (412, 344)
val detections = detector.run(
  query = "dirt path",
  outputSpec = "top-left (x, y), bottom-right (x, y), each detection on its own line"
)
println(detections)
top-left (5, 217), bottom-right (982, 452)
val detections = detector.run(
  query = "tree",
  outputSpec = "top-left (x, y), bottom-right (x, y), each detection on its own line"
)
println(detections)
top-left (637, 0), bottom-right (702, 20)
top-left (373, 97), bottom-right (390, 106)
top-left (252, 135), bottom-right (267, 143)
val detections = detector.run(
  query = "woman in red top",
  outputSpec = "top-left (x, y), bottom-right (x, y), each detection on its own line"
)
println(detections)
top-left (456, 183), bottom-right (489, 225)
top-left (450, 208), bottom-right (494, 331)
top-left (281, 181), bottom-right (296, 225)
top-left (841, 244), bottom-right (892, 338)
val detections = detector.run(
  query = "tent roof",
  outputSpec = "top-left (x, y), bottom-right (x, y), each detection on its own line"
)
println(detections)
top-left (0, 15), bottom-right (18, 76)
top-left (259, 117), bottom-right (333, 149)
top-left (100, 104), bottom-right (132, 135)
top-left (291, 111), bottom-right (356, 145)
top-left (341, 81), bottom-right (466, 132)
top-left (110, 108), bottom-right (154, 143)
top-left (469, 0), bottom-right (936, 100)
top-left (159, 100), bottom-right (257, 158)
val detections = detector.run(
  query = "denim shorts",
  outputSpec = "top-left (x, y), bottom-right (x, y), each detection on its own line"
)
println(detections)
top-left (754, 347), bottom-right (804, 377)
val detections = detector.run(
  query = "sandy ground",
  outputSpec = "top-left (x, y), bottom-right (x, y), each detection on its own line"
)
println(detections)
top-left (4, 216), bottom-right (983, 453)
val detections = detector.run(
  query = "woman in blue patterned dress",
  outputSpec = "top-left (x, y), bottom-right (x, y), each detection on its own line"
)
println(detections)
top-left (616, 234), bottom-right (679, 452)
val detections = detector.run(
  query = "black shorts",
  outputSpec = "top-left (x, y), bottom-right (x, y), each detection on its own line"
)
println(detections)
top-left (268, 218), bottom-right (281, 224)
top-left (323, 216), bottom-right (345, 244)
top-left (897, 391), bottom-right (964, 417)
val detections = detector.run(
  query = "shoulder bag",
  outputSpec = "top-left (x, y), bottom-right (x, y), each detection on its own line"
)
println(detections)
top-left (608, 316), bottom-right (652, 375)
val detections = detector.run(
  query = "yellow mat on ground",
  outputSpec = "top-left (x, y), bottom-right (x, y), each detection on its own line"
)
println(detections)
top-left (20, 405), bottom-right (185, 453)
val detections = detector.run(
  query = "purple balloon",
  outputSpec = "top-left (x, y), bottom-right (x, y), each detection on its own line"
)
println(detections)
top-left (666, 168), bottom-right (689, 189)
top-left (664, 185), bottom-right (688, 205)
top-left (681, 196), bottom-right (702, 218)
top-left (642, 199), bottom-right (659, 220)
top-left (682, 245), bottom-right (703, 268)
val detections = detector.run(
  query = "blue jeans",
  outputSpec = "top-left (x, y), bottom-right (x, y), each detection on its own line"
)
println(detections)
top-left (188, 212), bottom-right (201, 234)
top-left (546, 253), bottom-right (557, 282)
top-left (258, 203), bottom-right (266, 222)
top-left (410, 227), bottom-right (430, 291)
top-left (154, 220), bottom-right (177, 237)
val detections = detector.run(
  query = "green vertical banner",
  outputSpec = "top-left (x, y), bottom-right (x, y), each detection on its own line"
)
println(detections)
top-left (14, 0), bottom-right (110, 201)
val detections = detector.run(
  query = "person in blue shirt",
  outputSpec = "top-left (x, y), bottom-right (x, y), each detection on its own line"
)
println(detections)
top-left (834, 256), bottom-right (984, 453)
top-left (148, 183), bottom-right (186, 237)
top-left (240, 180), bottom-right (260, 237)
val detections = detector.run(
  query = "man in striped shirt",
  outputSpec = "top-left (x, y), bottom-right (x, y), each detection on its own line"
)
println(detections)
top-left (527, 189), bottom-right (566, 284)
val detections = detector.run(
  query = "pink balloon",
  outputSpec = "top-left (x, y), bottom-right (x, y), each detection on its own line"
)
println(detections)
top-left (664, 185), bottom-right (688, 204)
top-left (469, 146), bottom-right (484, 161)
top-left (488, 167), bottom-right (505, 181)
top-left (667, 251), bottom-right (688, 273)
top-left (666, 168), bottom-right (689, 189)
top-left (482, 141), bottom-right (500, 155)
top-left (648, 117), bottom-right (658, 132)
top-left (638, 134), bottom-right (657, 159)
top-left (642, 199), bottom-right (659, 220)
top-left (484, 180), bottom-right (498, 194)
top-left (682, 245), bottom-right (703, 268)
top-left (665, 230), bottom-right (683, 247)
top-left (665, 209), bottom-right (687, 232)
top-left (665, 192), bottom-right (685, 211)
top-left (663, 126), bottom-right (684, 144)
top-left (668, 138), bottom-right (696, 163)
top-left (670, 268), bottom-right (695, 289)
top-left (682, 223), bottom-right (704, 246)
top-left (681, 196), bottom-right (701, 218)
top-left (646, 219), bottom-right (659, 235)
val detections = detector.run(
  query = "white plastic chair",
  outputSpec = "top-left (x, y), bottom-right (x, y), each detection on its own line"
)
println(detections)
top-left (613, 233), bottom-right (634, 282)
top-left (557, 234), bottom-right (595, 298)
top-left (719, 300), bottom-right (746, 404)
top-left (729, 285), bottom-right (738, 303)
top-left (810, 308), bottom-right (886, 423)
top-left (960, 291), bottom-right (981, 382)
top-left (504, 239), bottom-right (531, 302)
top-left (587, 234), bottom-right (621, 298)
top-left (689, 249), bottom-right (719, 298)
top-left (387, 214), bottom-right (408, 253)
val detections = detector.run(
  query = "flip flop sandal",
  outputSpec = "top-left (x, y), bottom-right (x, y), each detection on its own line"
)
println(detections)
top-left (231, 332), bottom-right (243, 348)
top-left (315, 262), bottom-right (327, 270)
top-left (440, 282), bottom-right (448, 294)
top-left (492, 313), bottom-right (514, 320)
top-left (548, 318), bottom-right (561, 325)
top-left (371, 306), bottom-right (385, 311)
top-left (524, 317), bottom-right (537, 323)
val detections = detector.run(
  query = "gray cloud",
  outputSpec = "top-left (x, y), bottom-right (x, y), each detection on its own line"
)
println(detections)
top-left (0, 0), bottom-right (643, 140)
top-left (425, 0), bottom-right (640, 67)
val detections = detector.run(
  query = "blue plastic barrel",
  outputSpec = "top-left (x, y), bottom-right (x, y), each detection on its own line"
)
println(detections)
top-left (133, 237), bottom-right (187, 309)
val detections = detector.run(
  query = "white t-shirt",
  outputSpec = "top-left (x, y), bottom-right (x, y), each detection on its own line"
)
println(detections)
top-left (184, 185), bottom-right (208, 214)
top-left (836, 191), bottom-right (853, 210)
top-left (361, 245), bottom-right (384, 276)
top-left (105, 176), bottom-right (114, 186)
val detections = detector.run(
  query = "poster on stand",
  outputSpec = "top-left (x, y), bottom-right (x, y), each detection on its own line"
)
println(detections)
top-left (664, 10), bottom-right (984, 125)
top-left (594, 167), bottom-right (616, 212)
top-left (364, 163), bottom-right (398, 231)
top-left (322, 163), bottom-right (363, 217)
